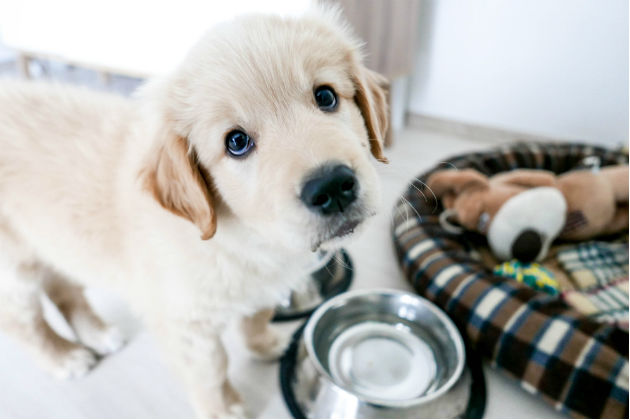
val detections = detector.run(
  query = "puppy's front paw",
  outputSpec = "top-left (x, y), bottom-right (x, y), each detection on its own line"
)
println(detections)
top-left (247, 326), bottom-right (291, 362)
top-left (194, 398), bottom-right (249, 419)
top-left (51, 347), bottom-right (98, 380)
top-left (82, 326), bottom-right (125, 356)
top-left (222, 403), bottom-right (248, 419)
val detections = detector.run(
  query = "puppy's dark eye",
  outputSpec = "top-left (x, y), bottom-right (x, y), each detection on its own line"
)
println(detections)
top-left (225, 130), bottom-right (254, 157)
top-left (314, 86), bottom-right (338, 111)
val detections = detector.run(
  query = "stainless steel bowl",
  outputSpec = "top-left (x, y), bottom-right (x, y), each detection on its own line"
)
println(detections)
top-left (285, 289), bottom-right (470, 418)
top-left (273, 249), bottom-right (353, 322)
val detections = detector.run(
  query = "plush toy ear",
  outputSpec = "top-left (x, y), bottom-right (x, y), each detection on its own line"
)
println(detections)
top-left (353, 65), bottom-right (389, 163)
top-left (426, 169), bottom-right (489, 204)
top-left (141, 132), bottom-right (217, 240)
top-left (455, 195), bottom-right (486, 231)
top-left (492, 169), bottom-right (556, 188)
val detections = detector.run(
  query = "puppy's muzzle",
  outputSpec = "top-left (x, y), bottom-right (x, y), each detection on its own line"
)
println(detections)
top-left (300, 164), bottom-right (358, 215)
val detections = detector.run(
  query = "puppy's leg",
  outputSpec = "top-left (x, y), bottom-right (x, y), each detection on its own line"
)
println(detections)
top-left (0, 262), bottom-right (97, 379)
top-left (44, 272), bottom-right (124, 355)
top-left (240, 308), bottom-right (290, 361)
top-left (155, 320), bottom-right (245, 418)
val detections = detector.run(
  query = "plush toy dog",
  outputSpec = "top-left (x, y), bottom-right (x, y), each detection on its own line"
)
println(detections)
top-left (427, 164), bottom-right (629, 262)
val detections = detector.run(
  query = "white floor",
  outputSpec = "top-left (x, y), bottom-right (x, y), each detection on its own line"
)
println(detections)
top-left (0, 122), bottom-right (569, 419)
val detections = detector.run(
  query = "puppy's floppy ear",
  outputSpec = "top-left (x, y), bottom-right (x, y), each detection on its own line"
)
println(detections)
top-left (142, 132), bottom-right (217, 240)
top-left (426, 169), bottom-right (490, 202)
top-left (352, 65), bottom-right (390, 163)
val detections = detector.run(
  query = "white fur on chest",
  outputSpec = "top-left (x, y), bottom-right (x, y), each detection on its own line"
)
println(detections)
top-left (127, 207), bottom-right (313, 324)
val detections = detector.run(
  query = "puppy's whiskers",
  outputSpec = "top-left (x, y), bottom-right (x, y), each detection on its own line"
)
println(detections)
top-left (331, 252), bottom-right (353, 272)
top-left (439, 161), bottom-right (459, 170)
top-left (378, 166), bottom-right (439, 223)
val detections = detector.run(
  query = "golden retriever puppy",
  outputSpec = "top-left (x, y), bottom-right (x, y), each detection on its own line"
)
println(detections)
top-left (0, 6), bottom-right (387, 418)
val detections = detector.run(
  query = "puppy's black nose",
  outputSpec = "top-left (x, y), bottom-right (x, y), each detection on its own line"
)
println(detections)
top-left (511, 229), bottom-right (542, 263)
top-left (301, 164), bottom-right (358, 215)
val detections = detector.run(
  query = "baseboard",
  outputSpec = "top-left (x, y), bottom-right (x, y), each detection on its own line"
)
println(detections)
top-left (406, 113), bottom-right (570, 145)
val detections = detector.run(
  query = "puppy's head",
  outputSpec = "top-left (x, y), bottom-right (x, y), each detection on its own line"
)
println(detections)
top-left (141, 8), bottom-right (387, 251)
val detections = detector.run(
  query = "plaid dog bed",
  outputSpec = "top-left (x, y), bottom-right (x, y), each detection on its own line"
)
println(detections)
top-left (557, 241), bottom-right (629, 329)
top-left (563, 277), bottom-right (629, 327)
top-left (557, 242), bottom-right (629, 290)
top-left (391, 142), bottom-right (629, 418)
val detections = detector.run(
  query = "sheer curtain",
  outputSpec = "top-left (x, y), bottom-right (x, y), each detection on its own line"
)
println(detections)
top-left (334, 0), bottom-right (420, 78)
top-left (330, 0), bottom-right (421, 139)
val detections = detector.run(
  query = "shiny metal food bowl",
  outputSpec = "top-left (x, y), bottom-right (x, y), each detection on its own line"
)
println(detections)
top-left (283, 289), bottom-right (471, 418)
top-left (273, 249), bottom-right (353, 322)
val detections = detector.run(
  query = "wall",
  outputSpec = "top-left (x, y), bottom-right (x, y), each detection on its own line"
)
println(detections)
top-left (409, 0), bottom-right (629, 145)
top-left (0, 37), bottom-right (14, 63)
top-left (0, 0), bottom-right (310, 77)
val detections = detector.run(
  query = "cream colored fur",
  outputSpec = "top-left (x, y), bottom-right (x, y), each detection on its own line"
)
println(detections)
top-left (0, 7), bottom-right (387, 418)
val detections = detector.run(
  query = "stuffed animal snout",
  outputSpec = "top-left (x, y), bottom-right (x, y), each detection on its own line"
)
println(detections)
top-left (485, 186), bottom-right (566, 262)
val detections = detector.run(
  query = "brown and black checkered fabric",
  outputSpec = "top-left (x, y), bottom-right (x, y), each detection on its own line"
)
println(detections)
top-left (391, 142), bottom-right (629, 418)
